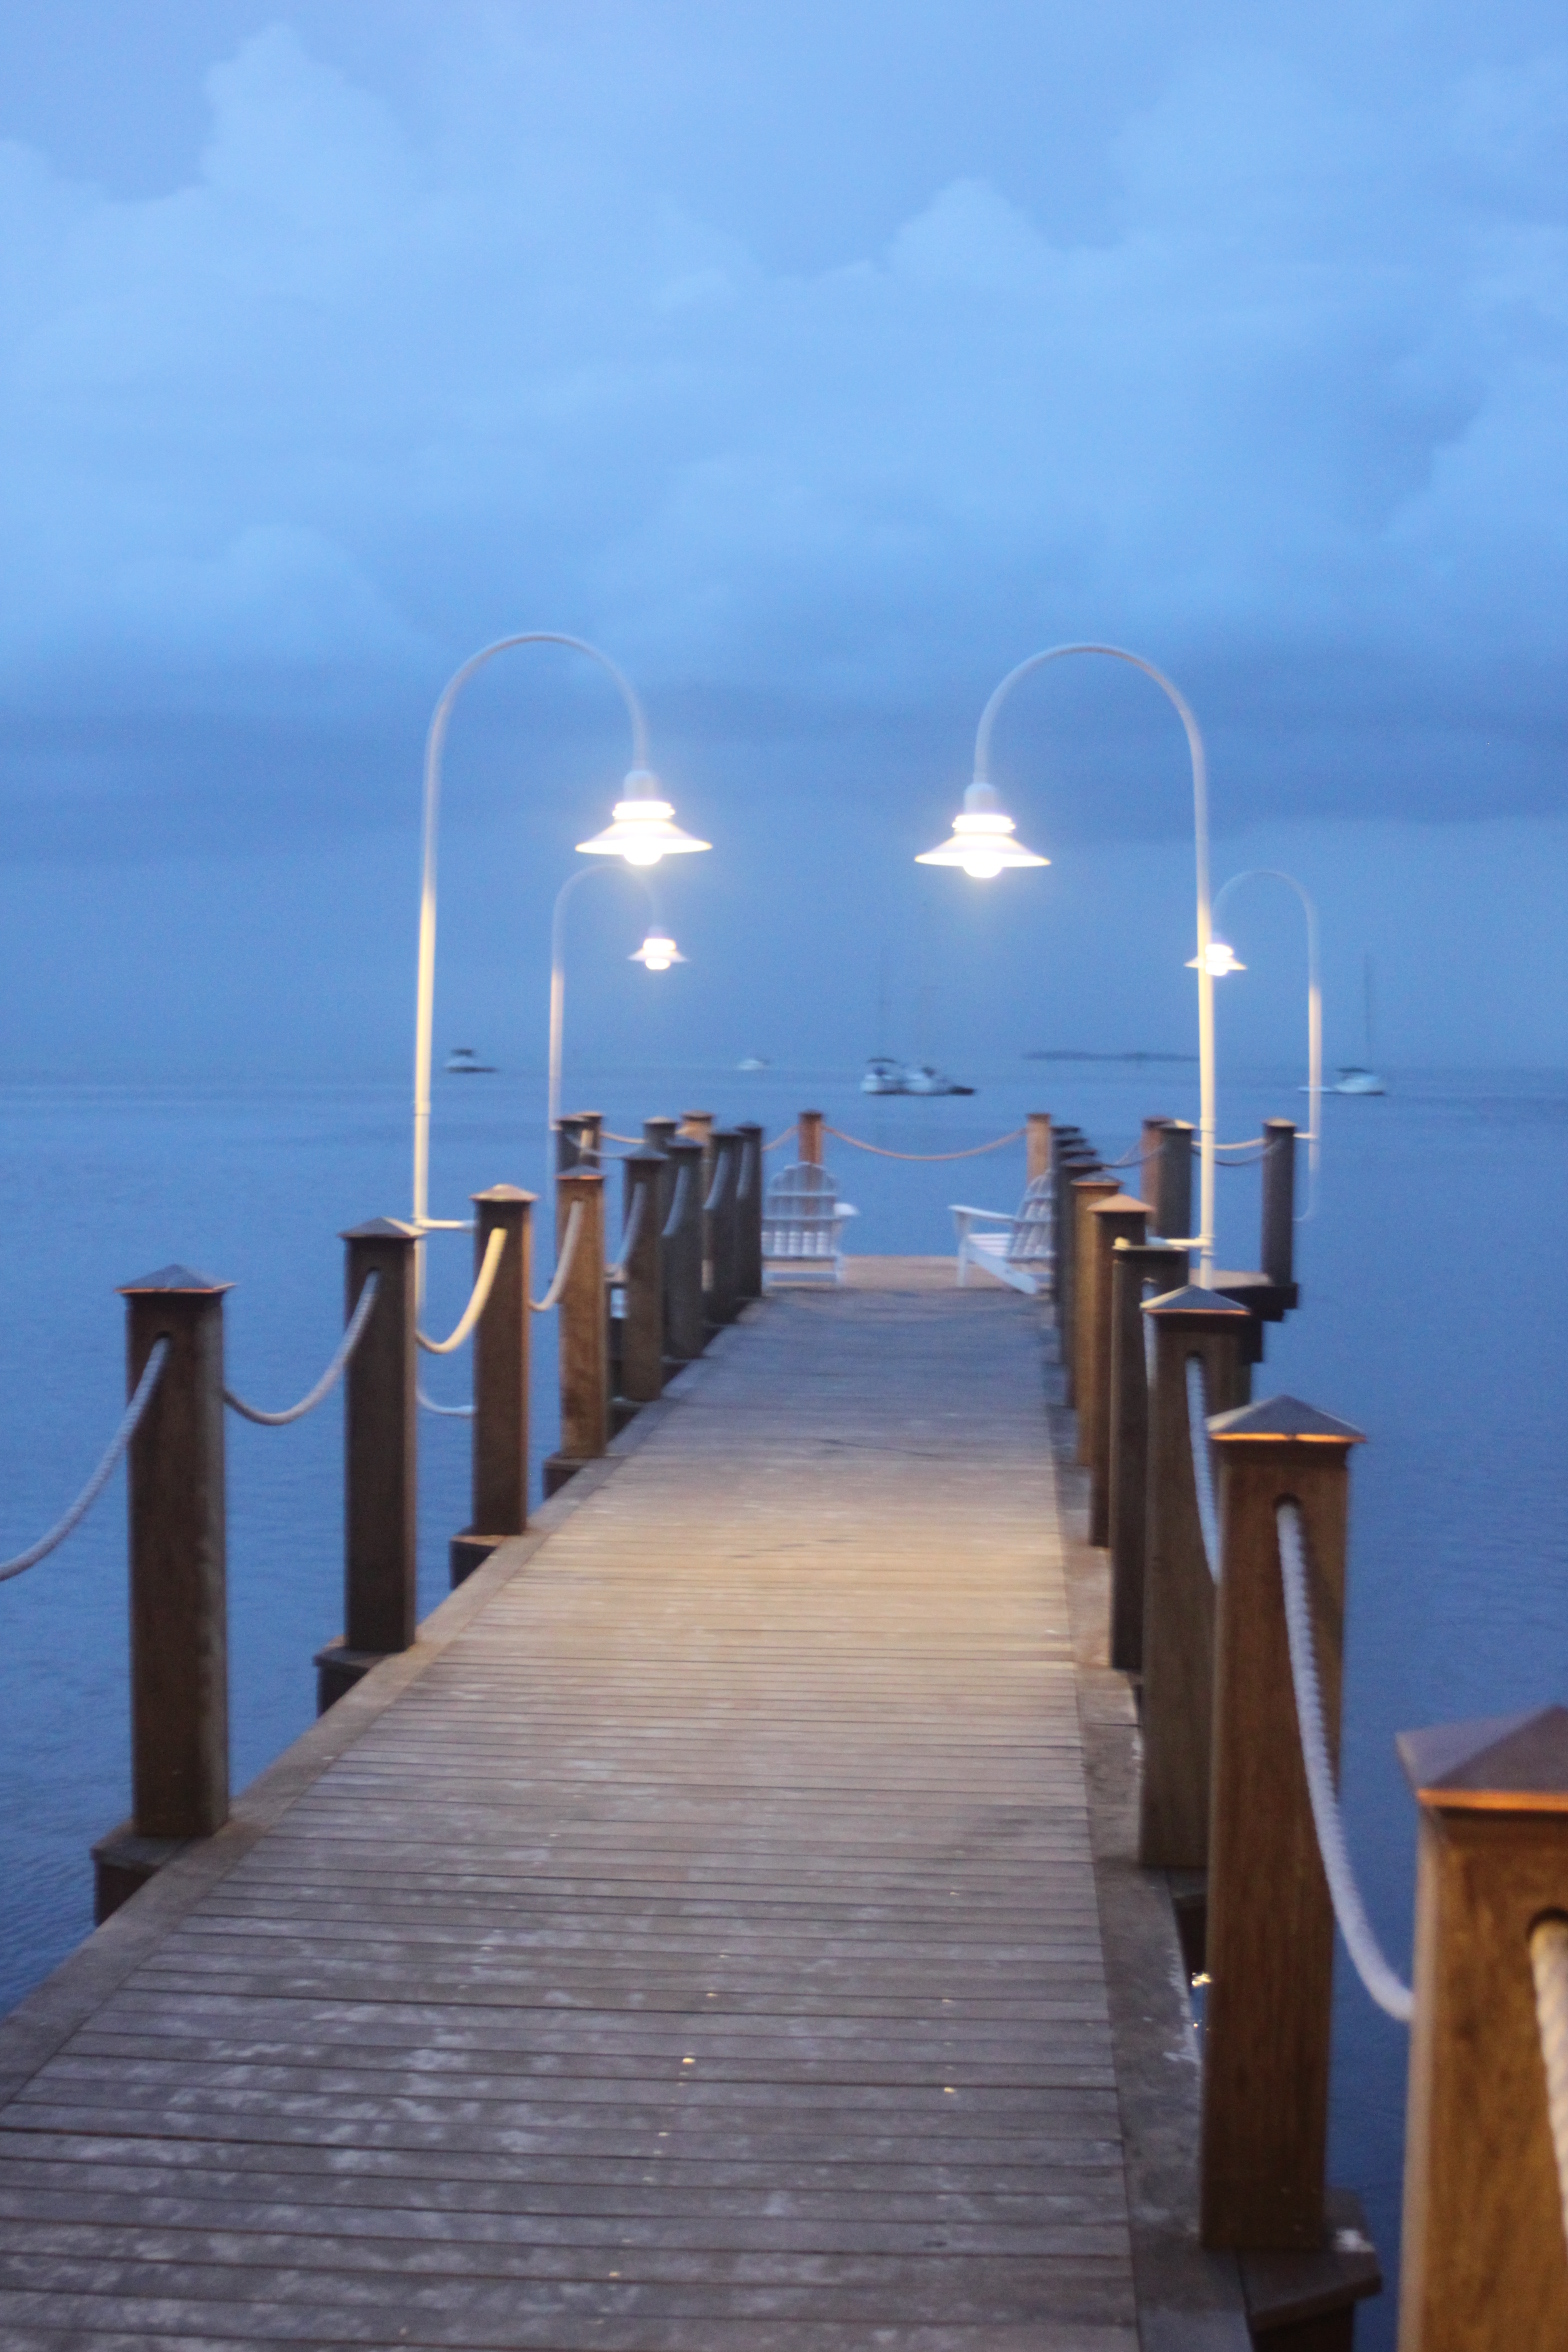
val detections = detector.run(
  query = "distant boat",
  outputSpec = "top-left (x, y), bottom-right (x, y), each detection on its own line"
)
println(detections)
top-left (903, 1061), bottom-right (975, 1097)
top-left (736, 1055), bottom-right (771, 1072)
top-left (444, 1047), bottom-right (496, 1075)
top-left (861, 1056), bottom-right (976, 1097)
top-left (861, 1056), bottom-right (904, 1095)
top-left (1332, 958), bottom-right (1386, 1095)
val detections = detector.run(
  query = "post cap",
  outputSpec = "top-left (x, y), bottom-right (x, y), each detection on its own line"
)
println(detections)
top-left (1208, 1393), bottom-right (1366, 1444)
top-left (471, 1184), bottom-right (535, 1205)
top-left (1091, 1191), bottom-right (1151, 1219)
top-left (1142, 1283), bottom-right (1252, 1324)
top-left (1073, 1173), bottom-right (1120, 1192)
top-left (119, 1264), bottom-right (231, 1296)
top-left (340, 1217), bottom-right (419, 1243)
top-left (1398, 1706), bottom-right (1568, 1812)
top-left (623, 1149), bottom-right (667, 1168)
top-left (555, 1167), bottom-right (605, 1187)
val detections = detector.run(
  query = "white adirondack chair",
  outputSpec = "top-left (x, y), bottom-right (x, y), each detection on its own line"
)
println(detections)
top-left (762, 1163), bottom-right (859, 1286)
top-left (950, 1173), bottom-right (1054, 1295)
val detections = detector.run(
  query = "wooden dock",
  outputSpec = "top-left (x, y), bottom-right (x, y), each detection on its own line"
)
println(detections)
top-left (0, 1259), bottom-right (1246, 2348)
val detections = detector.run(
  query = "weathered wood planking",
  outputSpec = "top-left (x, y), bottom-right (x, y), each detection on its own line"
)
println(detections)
top-left (0, 1256), bottom-right (1140, 2348)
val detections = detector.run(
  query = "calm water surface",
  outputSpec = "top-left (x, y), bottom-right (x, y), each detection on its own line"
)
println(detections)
top-left (1, 1061), bottom-right (1563, 2347)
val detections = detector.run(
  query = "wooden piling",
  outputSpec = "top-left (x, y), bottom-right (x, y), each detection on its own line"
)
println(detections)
top-left (1026, 1112), bottom-right (1052, 1184)
top-left (735, 1123), bottom-right (764, 1301)
top-left (1152, 1119), bottom-right (1194, 1242)
top-left (1085, 1192), bottom-right (1150, 1543)
top-left (1137, 1284), bottom-right (1252, 1869)
top-left (1070, 1175), bottom-right (1119, 1433)
top-left (618, 1151), bottom-right (665, 1405)
top-left (798, 1109), bottom-right (824, 1166)
top-left (1053, 1148), bottom-right (1099, 1388)
top-left (93, 1265), bottom-right (232, 1921)
top-left (1396, 1706), bottom-right (1568, 2352)
top-left (1107, 1238), bottom-right (1188, 1670)
top-left (681, 1110), bottom-right (716, 1283)
top-left (707, 1131), bottom-right (743, 1328)
top-left (542, 1169), bottom-right (607, 1495)
top-left (1201, 1394), bottom-right (1364, 2250)
top-left (663, 1138), bottom-right (706, 1365)
top-left (1262, 1119), bottom-right (1297, 1290)
top-left (556, 1111), bottom-right (603, 1173)
top-left (450, 1185), bottom-right (534, 1589)
top-left (315, 1220), bottom-right (418, 1712)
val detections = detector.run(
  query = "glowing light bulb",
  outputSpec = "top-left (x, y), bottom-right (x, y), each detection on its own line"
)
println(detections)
top-left (916, 779), bottom-right (1048, 876)
top-left (630, 932), bottom-right (684, 971)
top-left (1187, 939), bottom-right (1246, 976)
top-left (577, 772), bottom-right (711, 865)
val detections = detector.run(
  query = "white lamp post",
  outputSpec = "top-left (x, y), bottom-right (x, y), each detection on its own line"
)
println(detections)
top-left (547, 863), bottom-right (685, 1150)
top-left (411, 631), bottom-right (708, 1233)
top-left (1203, 868), bottom-right (1322, 1210)
top-left (918, 642), bottom-right (1219, 1284)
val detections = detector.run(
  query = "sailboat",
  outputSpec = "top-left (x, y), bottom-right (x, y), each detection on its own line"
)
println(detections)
top-left (1332, 959), bottom-right (1386, 1095)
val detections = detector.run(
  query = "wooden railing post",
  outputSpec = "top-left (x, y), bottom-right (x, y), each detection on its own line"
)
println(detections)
top-left (315, 1220), bottom-right (418, 1712)
top-left (1262, 1118), bottom-right (1297, 1289)
top-left (681, 1109), bottom-right (716, 1286)
top-left (450, 1185), bottom-right (533, 1589)
top-left (1107, 1238), bottom-right (1188, 1670)
top-left (1026, 1112), bottom-right (1052, 1184)
top-left (1200, 1394), bottom-right (1365, 2249)
top-left (735, 1123), bottom-right (764, 1301)
top-left (1070, 1175), bottom-right (1119, 1432)
top-left (556, 1111), bottom-right (603, 1173)
top-left (1085, 1192), bottom-right (1149, 1543)
top-left (1137, 1284), bottom-right (1252, 1867)
top-left (93, 1265), bottom-right (231, 1921)
top-left (1139, 1116), bottom-right (1172, 1198)
top-left (543, 1169), bottom-right (607, 1495)
top-left (707, 1131), bottom-right (743, 1327)
top-left (798, 1109), bottom-right (824, 1166)
top-left (1053, 1145), bottom-right (1098, 1394)
top-left (1396, 1707), bottom-right (1568, 2350)
top-left (1151, 1118), bottom-right (1194, 1241)
top-left (663, 1138), bottom-right (706, 1365)
top-left (618, 1150), bottom-right (665, 1405)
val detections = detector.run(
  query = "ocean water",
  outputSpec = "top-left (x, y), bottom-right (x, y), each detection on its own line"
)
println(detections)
top-left (0, 1059), bottom-right (1563, 2346)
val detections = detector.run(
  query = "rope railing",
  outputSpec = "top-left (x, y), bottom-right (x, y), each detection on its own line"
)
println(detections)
top-left (762, 1126), bottom-right (796, 1152)
top-left (419, 1386), bottom-right (474, 1418)
top-left (1215, 1135), bottom-right (1266, 1152)
top-left (1530, 1917), bottom-right (1568, 2265)
top-left (1184, 1355), bottom-right (1222, 1583)
top-left (606, 1181), bottom-right (646, 1285)
top-left (412, 1217), bottom-right (473, 1232)
top-left (417, 1228), bottom-right (507, 1356)
top-left (705, 1158), bottom-right (730, 1215)
top-left (0, 1339), bottom-right (170, 1583)
top-left (1277, 1498), bottom-right (1414, 2024)
top-left (226, 1278), bottom-right (382, 1424)
top-left (601, 1129), bottom-right (642, 1146)
top-left (530, 1200), bottom-right (584, 1314)
top-left (823, 1124), bottom-right (1025, 1163)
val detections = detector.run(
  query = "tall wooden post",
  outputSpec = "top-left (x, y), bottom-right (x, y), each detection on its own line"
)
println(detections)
top-left (556, 1111), bottom-right (603, 1173)
top-left (1053, 1149), bottom-right (1099, 1391)
top-left (643, 1116), bottom-right (678, 1205)
top-left (681, 1110), bottom-right (716, 1284)
top-left (618, 1151), bottom-right (665, 1404)
top-left (1026, 1112), bottom-right (1052, 1184)
top-left (1140, 1116), bottom-right (1172, 1198)
top-left (1397, 1706), bottom-right (1568, 2351)
top-left (450, 1185), bottom-right (533, 1589)
top-left (1262, 1119), bottom-right (1297, 1289)
top-left (663, 1138), bottom-right (706, 1365)
top-left (93, 1265), bottom-right (231, 1921)
top-left (1107, 1238), bottom-right (1188, 1670)
top-left (1137, 1284), bottom-right (1252, 1868)
top-left (735, 1123), bottom-right (764, 1301)
top-left (1085, 1192), bottom-right (1149, 1544)
top-left (707, 1130), bottom-right (743, 1327)
top-left (314, 1220), bottom-right (419, 1712)
top-left (1152, 1119), bottom-right (1194, 1241)
top-left (1071, 1176), bottom-right (1119, 1432)
top-left (798, 1109), bottom-right (824, 1166)
top-left (543, 1170), bottom-right (607, 1495)
top-left (1200, 1395), bottom-right (1365, 2249)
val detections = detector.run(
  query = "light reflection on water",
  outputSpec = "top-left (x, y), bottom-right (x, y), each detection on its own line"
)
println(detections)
top-left (1, 1062), bottom-right (1563, 2347)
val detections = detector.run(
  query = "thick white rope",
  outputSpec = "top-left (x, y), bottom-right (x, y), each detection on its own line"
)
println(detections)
top-left (661, 1162), bottom-right (692, 1243)
top-left (1530, 1917), bottom-right (1568, 2264)
top-left (225, 1277), bottom-right (381, 1425)
top-left (705, 1156), bottom-right (730, 1215)
top-left (417, 1226), bottom-right (507, 1356)
top-left (530, 1200), bottom-right (584, 1314)
top-left (606, 1179), bottom-right (646, 1285)
top-left (1184, 1355), bottom-right (1222, 1583)
top-left (419, 1386), bottom-right (474, 1418)
top-left (1277, 1498), bottom-right (1414, 2023)
top-left (0, 1338), bottom-right (170, 1582)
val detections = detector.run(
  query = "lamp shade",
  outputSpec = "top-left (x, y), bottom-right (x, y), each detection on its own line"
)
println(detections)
top-left (1187, 939), bottom-right (1246, 976)
top-left (577, 769), bottom-right (711, 866)
top-left (630, 932), bottom-right (685, 971)
top-left (916, 780), bottom-right (1048, 880)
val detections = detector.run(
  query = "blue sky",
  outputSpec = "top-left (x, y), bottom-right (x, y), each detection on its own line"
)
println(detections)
top-left (0, 2), bottom-right (1562, 1075)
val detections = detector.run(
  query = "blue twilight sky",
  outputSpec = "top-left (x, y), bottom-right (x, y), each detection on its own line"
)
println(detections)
top-left (0, 1), bottom-right (1562, 1079)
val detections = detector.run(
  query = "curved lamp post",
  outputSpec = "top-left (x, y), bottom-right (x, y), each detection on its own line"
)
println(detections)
top-left (547, 863), bottom-right (684, 1149)
top-left (411, 631), bottom-right (708, 1232)
top-left (918, 642), bottom-right (1218, 1283)
top-left (1204, 867), bottom-right (1321, 1213)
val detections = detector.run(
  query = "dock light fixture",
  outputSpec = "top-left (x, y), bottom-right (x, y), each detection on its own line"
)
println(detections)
top-left (916, 781), bottom-right (1049, 880)
top-left (1207, 868), bottom-right (1323, 1211)
top-left (1189, 939), bottom-right (1246, 977)
top-left (631, 932), bottom-right (684, 971)
top-left (922, 642), bottom-right (1220, 1284)
top-left (411, 631), bottom-right (711, 1240)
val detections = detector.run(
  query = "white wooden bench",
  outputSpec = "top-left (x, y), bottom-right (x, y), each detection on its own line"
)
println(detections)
top-left (950, 1174), bottom-right (1054, 1295)
top-left (762, 1163), bottom-right (859, 1286)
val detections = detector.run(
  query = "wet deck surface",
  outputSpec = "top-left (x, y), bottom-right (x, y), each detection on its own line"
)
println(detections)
top-left (0, 1258), bottom-right (1149, 2349)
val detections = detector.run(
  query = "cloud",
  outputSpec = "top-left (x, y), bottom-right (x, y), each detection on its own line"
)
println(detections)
top-left (0, 19), bottom-right (1563, 855)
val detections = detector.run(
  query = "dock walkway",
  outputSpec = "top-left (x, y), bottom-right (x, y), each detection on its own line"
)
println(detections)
top-left (0, 1260), bottom-right (1239, 2349)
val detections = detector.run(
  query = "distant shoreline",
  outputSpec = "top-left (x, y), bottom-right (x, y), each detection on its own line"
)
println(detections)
top-left (1023, 1050), bottom-right (1200, 1064)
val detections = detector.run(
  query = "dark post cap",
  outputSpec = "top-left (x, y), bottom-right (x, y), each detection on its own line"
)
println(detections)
top-left (1091, 1191), bottom-right (1151, 1218)
top-left (561, 1109), bottom-right (603, 1121)
top-left (1208, 1394), bottom-right (1365, 1445)
top-left (555, 1167), bottom-right (605, 1187)
top-left (471, 1184), bottom-right (535, 1205)
top-left (119, 1264), bottom-right (231, 1296)
top-left (1142, 1283), bottom-right (1252, 1324)
top-left (623, 1149), bottom-right (667, 1168)
top-left (339, 1217), bottom-right (419, 1243)
top-left (1399, 1706), bottom-right (1568, 1813)
top-left (682, 1109), bottom-right (714, 1120)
